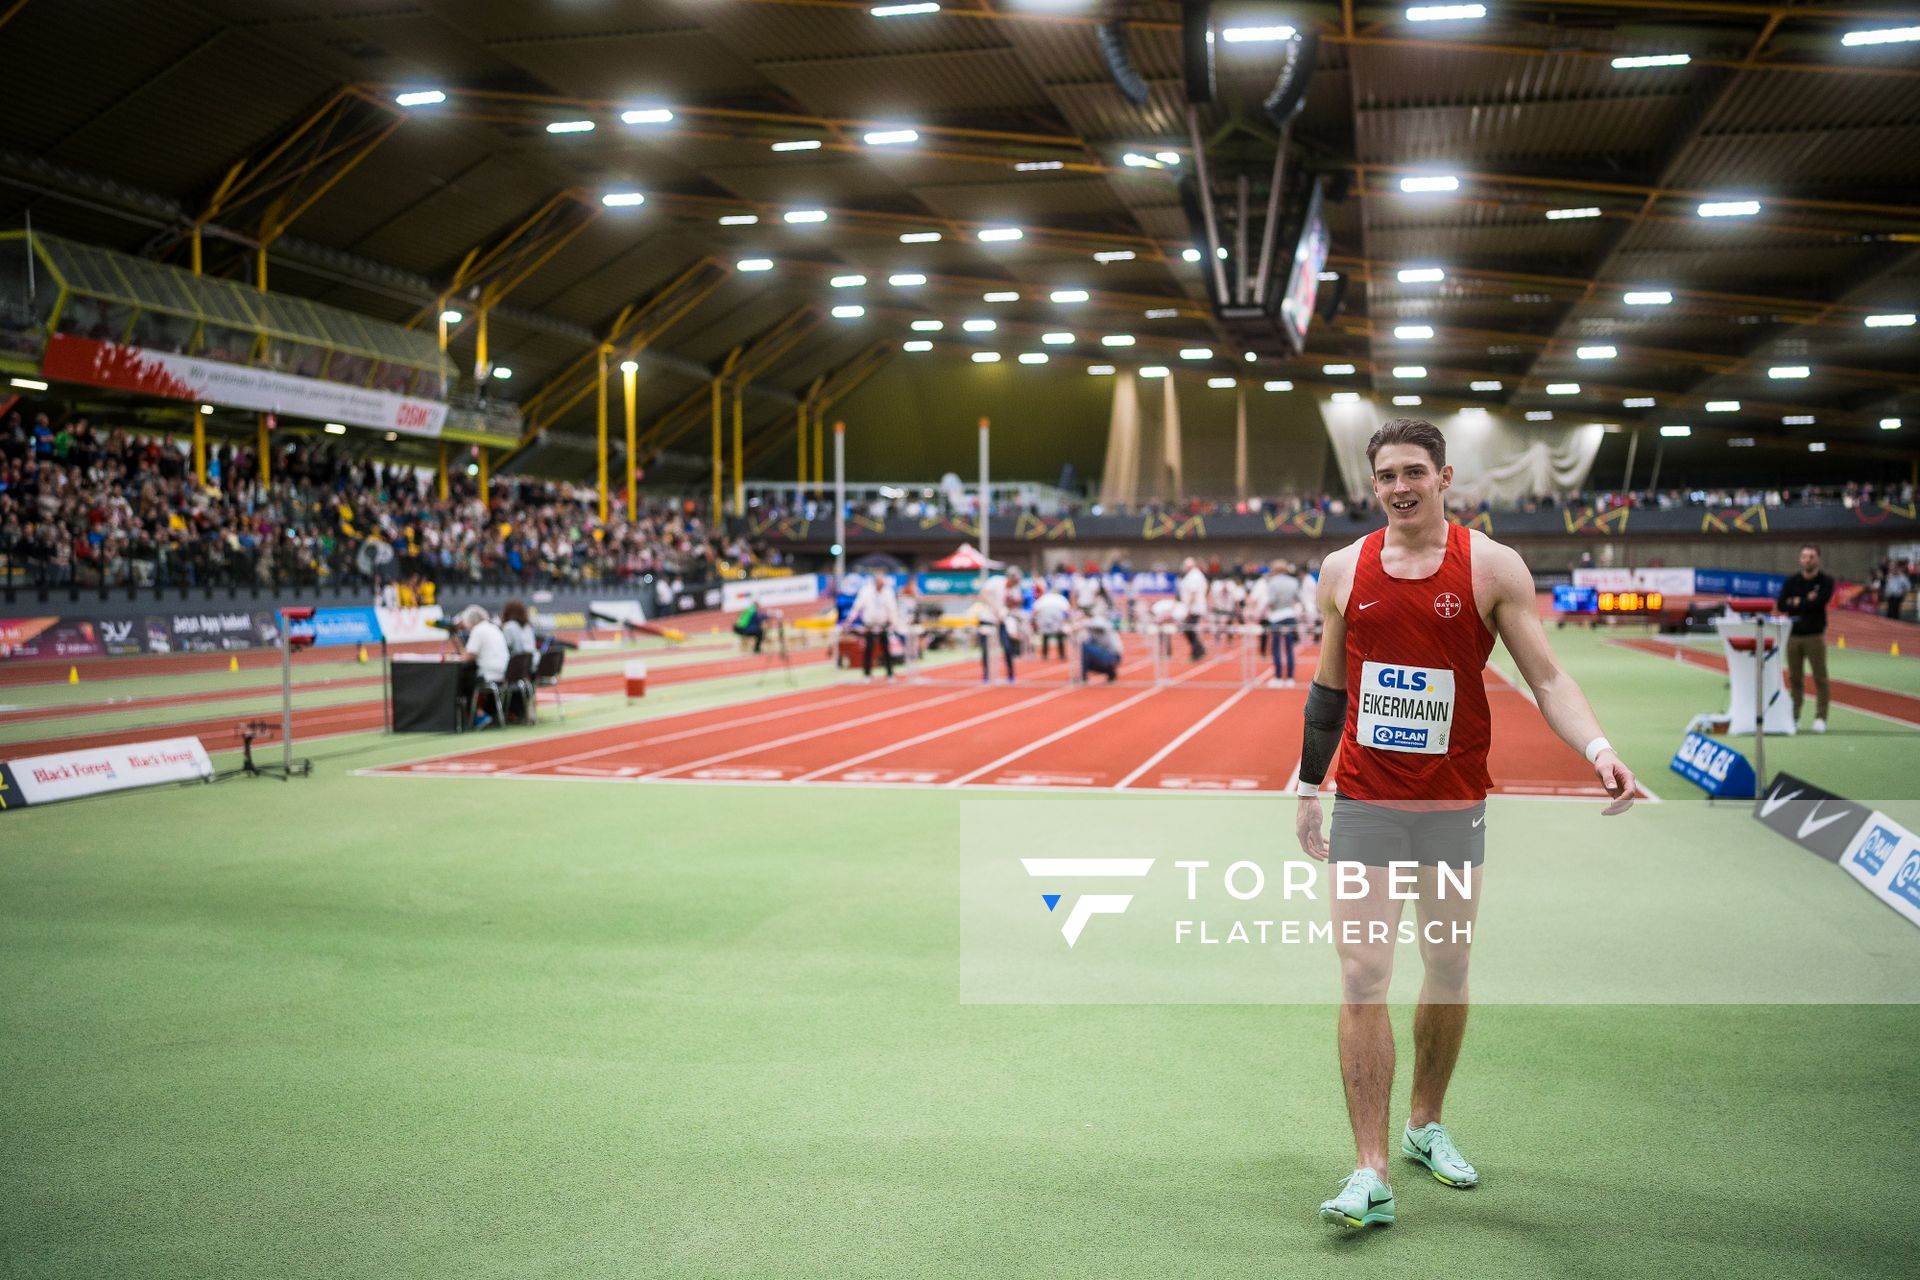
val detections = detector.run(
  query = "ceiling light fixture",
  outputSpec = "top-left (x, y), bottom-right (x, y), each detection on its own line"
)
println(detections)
top-left (1397, 267), bottom-right (1446, 283)
top-left (1808, 441), bottom-right (1828, 452)
top-left (830, 274), bottom-right (867, 288)
top-left (1612, 53), bottom-right (1692, 68)
top-left (1019, 353), bottom-right (1049, 364)
top-left (1221, 25), bottom-right (1297, 42)
top-left (1179, 347), bottom-right (1214, 360)
top-left (831, 305), bottom-right (865, 319)
top-left (1013, 160), bottom-right (1064, 171)
top-left (1660, 424), bottom-right (1691, 437)
top-left (1144, 307), bottom-right (1179, 318)
top-left (1331, 391), bottom-right (1360, 403)
top-left (10, 377), bottom-right (48, 390)
top-left (1526, 411), bottom-right (1554, 421)
top-left (1545, 207), bottom-right (1602, 220)
top-left (1705, 400), bottom-right (1740, 411)
top-left (1093, 250), bottom-right (1137, 263)
top-left (1407, 3), bottom-right (1486, 19)
top-left (439, 310), bottom-right (463, 324)
top-left (545, 120), bottom-right (595, 134)
top-left (324, 423), bottom-right (347, 435)
top-left (1051, 289), bottom-right (1090, 303)
top-left (1139, 366), bottom-right (1170, 378)
top-left (1393, 365), bottom-right (1427, 378)
top-left (864, 128), bottom-right (919, 146)
top-left (871, 2), bottom-right (941, 15)
top-left (972, 351), bottom-right (1001, 363)
top-left (890, 273), bottom-right (928, 287)
top-left (620, 108), bottom-right (674, 125)
top-left (911, 320), bottom-right (943, 331)
top-left (1623, 397), bottom-right (1657, 408)
top-left (718, 215), bottom-right (759, 226)
top-left (1623, 290), bottom-right (1673, 305)
top-left (1323, 363), bottom-right (1356, 375)
top-left (1042, 332), bottom-right (1073, 345)
top-left (978, 227), bottom-right (1023, 242)
top-left (1399, 175), bottom-right (1461, 193)
top-left (394, 90), bottom-right (447, 107)
top-left (771, 140), bottom-right (822, 152)
top-left (1880, 418), bottom-right (1903, 430)
top-left (1101, 334), bottom-right (1135, 346)
top-left (1265, 380), bottom-right (1293, 391)
top-left (736, 258), bottom-right (773, 272)
top-left (1768, 365), bottom-right (1810, 379)
top-left (1546, 382), bottom-right (1579, 394)
top-left (1841, 26), bottom-right (1920, 45)
top-left (1394, 324), bottom-right (1434, 340)
top-left (1210, 378), bottom-right (1237, 388)
top-left (1088, 365), bottom-right (1116, 375)
top-left (903, 341), bottom-right (932, 352)
top-left (601, 192), bottom-right (646, 207)
top-left (899, 231), bottom-right (941, 243)
top-left (1121, 153), bottom-right (1165, 170)
top-left (1697, 200), bottom-right (1761, 218)
top-left (984, 291), bottom-right (1019, 302)
top-left (1577, 345), bottom-right (1618, 360)
top-left (1470, 380), bottom-right (1502, 391)
top-left (784, 209), bottom-right (828, 223)
top-left (1782, 415), bottom-right (1816, 425)
top-left (962, 319), bottom-right (997, 332)
top-left (1864, 313), bottom-right (1916, 327)
top-left (1393, 394), bottom-right (1423, 405)
top-left (1181, 248), bottom-right (1202, 262)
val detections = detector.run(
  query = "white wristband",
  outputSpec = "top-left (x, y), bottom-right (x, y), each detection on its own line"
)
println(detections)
top-left (1583, 736), bottom-right (1613, 764)
top-left (1295, 780), bottom-right (1321, 797)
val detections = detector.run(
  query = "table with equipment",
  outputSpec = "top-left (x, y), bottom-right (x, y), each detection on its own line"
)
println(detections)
top-left (388, 654), bottom-right (477, 733)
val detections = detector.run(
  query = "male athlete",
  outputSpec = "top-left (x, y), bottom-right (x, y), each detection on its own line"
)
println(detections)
top-left (1296, 419), bottom-right (1636, 1230)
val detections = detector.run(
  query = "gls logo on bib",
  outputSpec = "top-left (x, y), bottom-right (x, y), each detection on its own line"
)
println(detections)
top-left (1356, 661), bottom-right (1455, 756)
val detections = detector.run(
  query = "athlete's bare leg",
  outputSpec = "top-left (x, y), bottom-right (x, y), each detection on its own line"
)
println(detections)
top-left (1410, 863), bottom-right (1480, 1128)
top-left (1330, 866), bottom-right (1406, 1176)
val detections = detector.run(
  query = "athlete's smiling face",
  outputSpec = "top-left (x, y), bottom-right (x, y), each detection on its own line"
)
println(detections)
top-left (1371, 443), bottom-right (1451, 526)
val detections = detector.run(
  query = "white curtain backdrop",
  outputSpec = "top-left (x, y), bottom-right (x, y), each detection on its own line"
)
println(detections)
top-left (1099, 370), bottom-right (1141, 506)
top-left (1320, 398), bottom-right (1605, 506)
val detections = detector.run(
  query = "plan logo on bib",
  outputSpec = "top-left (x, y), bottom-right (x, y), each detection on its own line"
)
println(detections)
top-left (1021, 857), bottom-right (1154, 947)
top-left (1433, 592), bottom-right (1463, 619)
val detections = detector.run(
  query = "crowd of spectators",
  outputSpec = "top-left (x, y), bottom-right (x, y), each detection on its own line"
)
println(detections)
top-left (0, 411), bottom-right (765, 591)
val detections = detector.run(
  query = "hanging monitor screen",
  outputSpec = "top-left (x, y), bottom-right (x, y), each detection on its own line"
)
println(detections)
top-left (1278, 178), bottom-right (1330, 356)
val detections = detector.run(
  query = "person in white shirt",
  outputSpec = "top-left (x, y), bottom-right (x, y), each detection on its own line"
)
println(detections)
top-left (979, 565), bottom-right (1024, 682)
top-left (1032, 586), bottom-right (1071, 659)
top-left (1177, 557), bottom-right (1209, 660)
top-left (849, 574), bottom-right (901, 680)
top-left (1264, 559), bottom-right (1303, 684)
top-left (451, 604), bottom-right (510, 728)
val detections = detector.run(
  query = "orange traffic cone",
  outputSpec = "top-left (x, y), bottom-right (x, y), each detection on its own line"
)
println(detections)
top-left (67, 665), bottom-right (78, 685)
top-left (357, 644), bottom-right (369, 664)
top-left (1894, 641), bottom-right (1902, 657)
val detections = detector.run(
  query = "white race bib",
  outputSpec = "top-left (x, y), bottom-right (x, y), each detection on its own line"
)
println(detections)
top-left (1356, 661), bottom-right (1456, 755)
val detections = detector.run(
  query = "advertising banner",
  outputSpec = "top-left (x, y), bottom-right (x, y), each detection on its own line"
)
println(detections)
top-left (1668, 732), bottom-right (1757, 799)
top-left (0, 617), bottom-right (105, 659)
top-left (373, 605), bottom-right (445, 643)
top-left (1751, 772), bottom-right (1869, 863)
top-left (42, 333), bottom-right (447, 437)
top-left (143, 610), bottom-right (279, 653)
top-left (721, 575), bottom-right (825, 612)
top-left (1839, 813), bottom-right (1920, 929)
top-left (292, 606), bottom-right (383, 648)
top-left (1574, 567), bottom-right (1698, 596)
top-left (1693, 569), bottom-right (1787, 599)
top-left (0, 736), bottom-right (215, 811)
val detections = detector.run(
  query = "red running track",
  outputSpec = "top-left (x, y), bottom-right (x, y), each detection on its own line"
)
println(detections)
top-left (1610, 636), bottom-right (1920, 726)
top-left (0, 645), bottom-right (831, 758)
top-left (371, 660), bottom-right (1615, 799)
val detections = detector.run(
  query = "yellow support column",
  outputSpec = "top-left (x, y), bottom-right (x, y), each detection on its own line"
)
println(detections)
top-left (476, 309), bottom-right (490, 381)
top-left (731, 382), bottom-right (745, 516)
top-left (192, 409), bottom-right (206, 485)
top-left (622, 360), bottom-right (638, 517)
top-left (711, 372), bottom-right (724, 517)
top-left (596, 346), bottom-right (610, 524)
top-left (436, 297), bottom-right (450, 353)
top-left (190, 229), bottom-right (203, 275)
top-left (437, 443), bottom-right (449, 501)
top-left (255, 248), bottom-right (268, 292)
top-left (477, 446), bottom-right (489, 511)
top-left (257, 413), bottom-right (270, 486)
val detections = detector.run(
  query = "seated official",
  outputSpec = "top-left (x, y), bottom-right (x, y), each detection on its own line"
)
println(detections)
top-left (452, 605), bottom-right (510, 727)
top-left (500, 599), bottom-right (538, 658)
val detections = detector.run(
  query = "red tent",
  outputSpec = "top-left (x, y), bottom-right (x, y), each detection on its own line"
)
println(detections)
top-left (929, 543), bottom-right (1001, 571)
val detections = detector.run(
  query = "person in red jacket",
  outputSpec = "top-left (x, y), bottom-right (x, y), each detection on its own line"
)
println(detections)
top-left (1296, 418), bottom-right (1637, 1231)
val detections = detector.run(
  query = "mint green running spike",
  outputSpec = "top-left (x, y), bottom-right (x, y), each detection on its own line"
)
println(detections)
top-left (1403, 1122), bottom-right (1479, 1188)
top-left (1319, 1168), bottom-right (1395, 1229)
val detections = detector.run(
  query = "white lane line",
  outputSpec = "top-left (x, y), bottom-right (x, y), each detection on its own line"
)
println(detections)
top-left (493, 684), bottom-right (894, 776)
top-left (639, 684), bottom-right (982, 781)
top-left (1112, 685), bottom-right (1253, 790)
top-left (944, 652), bottom-right (1233, 788)
top-left (791, 686), bottom-right (1073, 782)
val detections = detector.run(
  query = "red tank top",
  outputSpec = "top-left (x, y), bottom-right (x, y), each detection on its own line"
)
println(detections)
top-left (1333, 522), bottom-right (1495, 805)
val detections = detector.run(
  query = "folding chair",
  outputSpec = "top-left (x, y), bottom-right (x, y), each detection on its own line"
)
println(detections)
top-left (502, 652), bottom-right (537, 725)
top-left (535, 646), bottom-right (568, 721)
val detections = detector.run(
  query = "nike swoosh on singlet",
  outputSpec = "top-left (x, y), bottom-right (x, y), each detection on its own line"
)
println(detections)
top-left (1356, 601), bottom-right (1378, 610)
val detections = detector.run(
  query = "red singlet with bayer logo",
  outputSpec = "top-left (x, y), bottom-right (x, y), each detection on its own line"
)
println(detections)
top-left (1333, 522), bottom-right (1495, 805)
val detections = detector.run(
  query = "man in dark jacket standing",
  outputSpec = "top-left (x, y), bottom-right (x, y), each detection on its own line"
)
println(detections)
top-left (1776, 544), bottom-right (1834, 733)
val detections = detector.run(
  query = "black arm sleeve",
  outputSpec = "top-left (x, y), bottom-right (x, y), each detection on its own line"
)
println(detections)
top-left (1299, 681), bottom-right (1347, 786)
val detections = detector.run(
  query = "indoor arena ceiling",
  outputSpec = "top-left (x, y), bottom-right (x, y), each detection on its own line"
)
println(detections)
top-left (3, 0), bottom-right (1917, 468)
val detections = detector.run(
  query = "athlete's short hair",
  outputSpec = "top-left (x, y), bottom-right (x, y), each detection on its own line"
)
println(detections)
top-left (1366, 418), bottom-right (1446, 472)
top-left (1801, 543), bottom-right (1821, 556)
